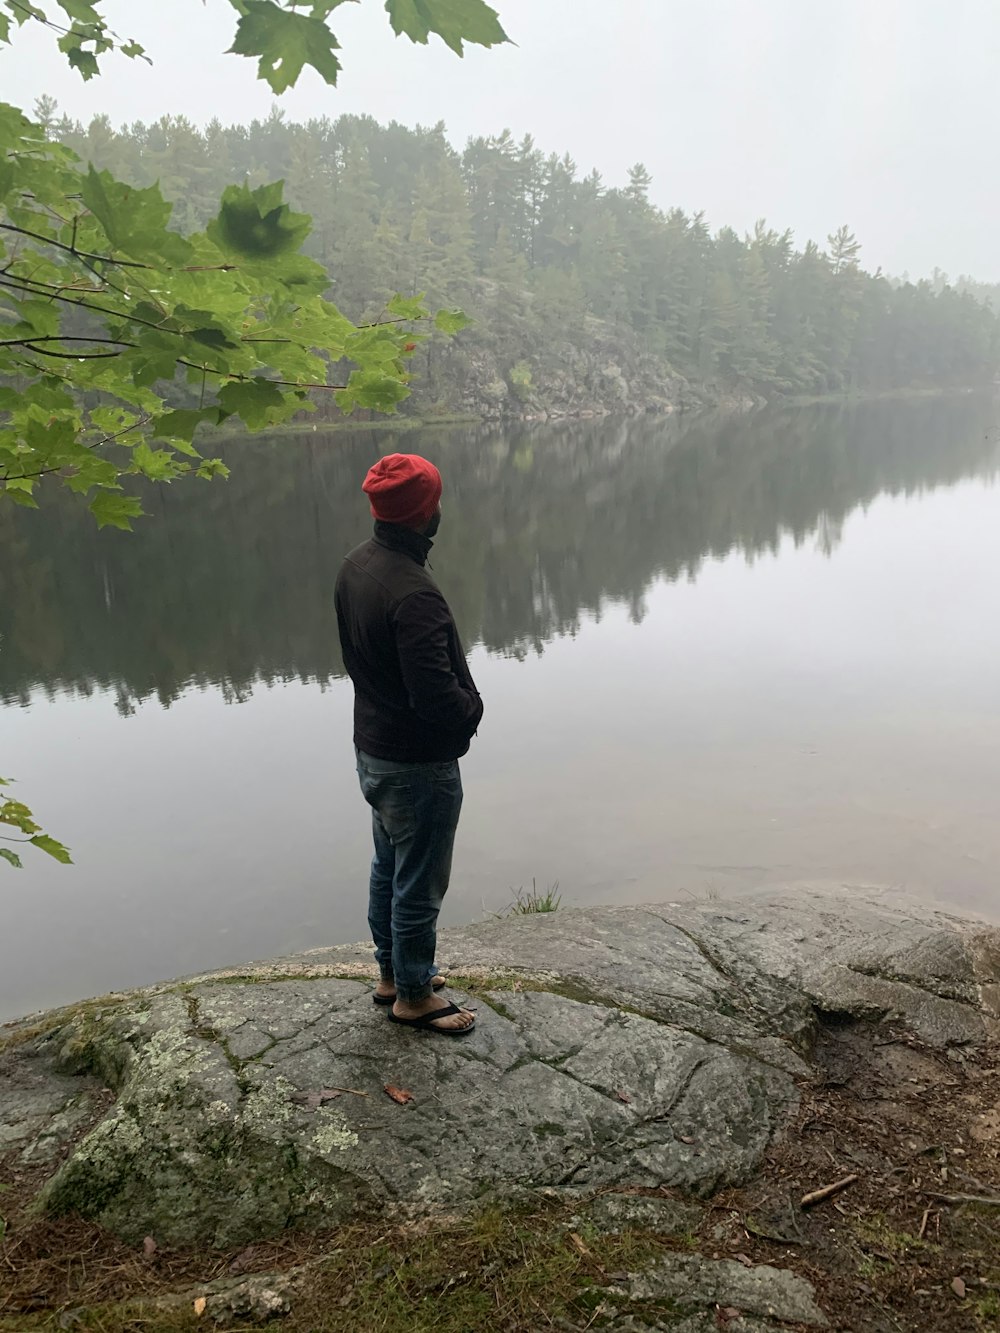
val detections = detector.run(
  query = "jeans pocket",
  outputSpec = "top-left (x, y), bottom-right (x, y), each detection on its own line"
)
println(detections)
top-left (373, 776), bottom-right (417, 842)
top-left (430, 763), bottom-right (463, 823)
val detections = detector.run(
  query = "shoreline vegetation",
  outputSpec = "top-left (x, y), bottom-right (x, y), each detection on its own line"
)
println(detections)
top-left (40, 107), bottom-right (1000, 429)
top-left (215, 382), bottom-right (994, 437)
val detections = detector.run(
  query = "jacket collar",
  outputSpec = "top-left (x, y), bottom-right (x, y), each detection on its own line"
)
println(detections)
top-left (372, 520), bottom-right (433, 566)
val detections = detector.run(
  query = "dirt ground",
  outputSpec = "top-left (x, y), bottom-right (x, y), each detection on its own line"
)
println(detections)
top-left (705, 1016), bottom-right (1000, 1332)
top-left (1, 1013), bottom-right (997, 1332)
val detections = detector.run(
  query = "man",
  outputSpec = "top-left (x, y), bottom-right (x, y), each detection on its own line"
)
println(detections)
top-left (335, 453), bottom-right (483, 1036)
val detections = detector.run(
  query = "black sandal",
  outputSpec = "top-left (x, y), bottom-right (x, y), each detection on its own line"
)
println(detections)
top-left (373, 975), bottom-right (447, 1007)
top-left (386, 1001), bottom-right (475, 1035)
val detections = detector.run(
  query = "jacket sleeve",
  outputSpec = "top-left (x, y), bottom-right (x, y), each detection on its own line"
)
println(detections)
top-left (393, 588), bottom-right (483, 737)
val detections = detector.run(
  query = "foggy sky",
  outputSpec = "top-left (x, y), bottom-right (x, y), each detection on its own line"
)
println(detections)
top-left (2, 0), bottom-right (998, 280)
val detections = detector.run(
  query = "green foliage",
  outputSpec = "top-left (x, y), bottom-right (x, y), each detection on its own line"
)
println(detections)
top-left (79, 166), bottom-right (188, 261)
top-left (434, 307), bottom-right (470, 334)
top-left (89, 492), bottom-right (144, 531)
top-left (509, 359), bottom-right (533, 400)
top-left (228, 1), bottom-right (344, 94)
top-left (208, 180), bottom-right (312, 260)
top-left (0, 780), bottom-right (72, 867)
top-left (385, 0), bottom-right (508, 54)
top-left (29, 834), bottom-right (74, 863)
top-left (0, 0), bottom-right (508, 88)
top-left (216, 379), bottom-right (288, 429)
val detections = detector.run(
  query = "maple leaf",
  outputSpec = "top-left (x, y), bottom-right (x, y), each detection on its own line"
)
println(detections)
top-left (385, 0), bottom-right (509, 55)
top-left (384, 1084), bottom-right (414, 1105)
top-left (228, 1), bottom-right (342, 93)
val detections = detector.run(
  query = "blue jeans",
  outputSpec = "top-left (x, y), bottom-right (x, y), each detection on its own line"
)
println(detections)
top-left (355, 748), bottom-right (464, 1003)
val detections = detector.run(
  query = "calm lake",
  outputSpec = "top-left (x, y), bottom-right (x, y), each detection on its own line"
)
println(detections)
top-left (2, 396), bottom-right (999, 1022)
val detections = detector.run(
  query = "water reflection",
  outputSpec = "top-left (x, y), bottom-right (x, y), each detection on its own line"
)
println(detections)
top-left (1, 395), bottom-right (997, 708)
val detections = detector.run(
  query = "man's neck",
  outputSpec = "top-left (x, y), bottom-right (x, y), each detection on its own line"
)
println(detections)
top-left (373, 520), bottom-right (433, 565)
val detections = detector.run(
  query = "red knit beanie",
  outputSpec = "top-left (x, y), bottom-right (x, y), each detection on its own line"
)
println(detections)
top-left (362, 453), bottom-right (442, 529)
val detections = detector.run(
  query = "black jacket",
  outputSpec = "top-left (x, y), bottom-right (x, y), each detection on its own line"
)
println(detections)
top-left (335, 522), bottom-right (483, 762)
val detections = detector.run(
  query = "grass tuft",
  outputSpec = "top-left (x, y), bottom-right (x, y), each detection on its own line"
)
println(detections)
top-left (505, 879), bottom-right (562, 916)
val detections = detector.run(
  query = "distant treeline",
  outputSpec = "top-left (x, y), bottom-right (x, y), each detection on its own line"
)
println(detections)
top-left (41, 100), bottom-right (1000, 400)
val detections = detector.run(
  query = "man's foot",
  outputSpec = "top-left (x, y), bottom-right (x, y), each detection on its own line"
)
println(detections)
top-left (390, 992), bottom-right (475, 1033)
top-left (374, 974), bottom-right (446, 1005)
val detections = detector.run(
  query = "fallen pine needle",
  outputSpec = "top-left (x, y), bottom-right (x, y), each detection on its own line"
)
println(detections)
top-left (800, 1173), bottom-right (859, 1209)
top-left (918, 1206), bottom-right (932, 1239)
top-left (920, 1191), bottom-right (1000, 1208)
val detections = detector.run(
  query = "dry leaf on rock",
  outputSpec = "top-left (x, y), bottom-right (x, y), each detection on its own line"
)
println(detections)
top-left (384, 1084), bottom-right (414, 1105)
top-left (193, 1295), bottom-right (207, 1316)
top-left (290, 1088), bottom-right (343, 1110)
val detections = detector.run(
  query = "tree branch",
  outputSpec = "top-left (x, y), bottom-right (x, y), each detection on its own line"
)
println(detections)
top-left (0, 277), bottom-right (306, 345)
top-left (0, 221), bottom-right (152, 270)
top-left (0, 334), bottom-right (134, 348)
top-left (0, 274), bottom-right (155, 327)
top-left (5, 0), bottom-right (83, 39)
top-left (2, 222), bottom-right (239, 282)
top-left (176, 359), bottom-right (347, 390)
top-left (20, 341), bottom-right (124, 359)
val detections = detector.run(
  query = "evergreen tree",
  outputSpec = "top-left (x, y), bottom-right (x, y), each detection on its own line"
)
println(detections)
top-left (42, 112), bottom-right (1000, 402)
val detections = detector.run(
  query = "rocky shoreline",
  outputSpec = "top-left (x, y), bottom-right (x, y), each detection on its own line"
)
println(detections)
top-left (2, 883), bottom-right (998, 1331)
top-left (304, 289), bottom-right (771, 426)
